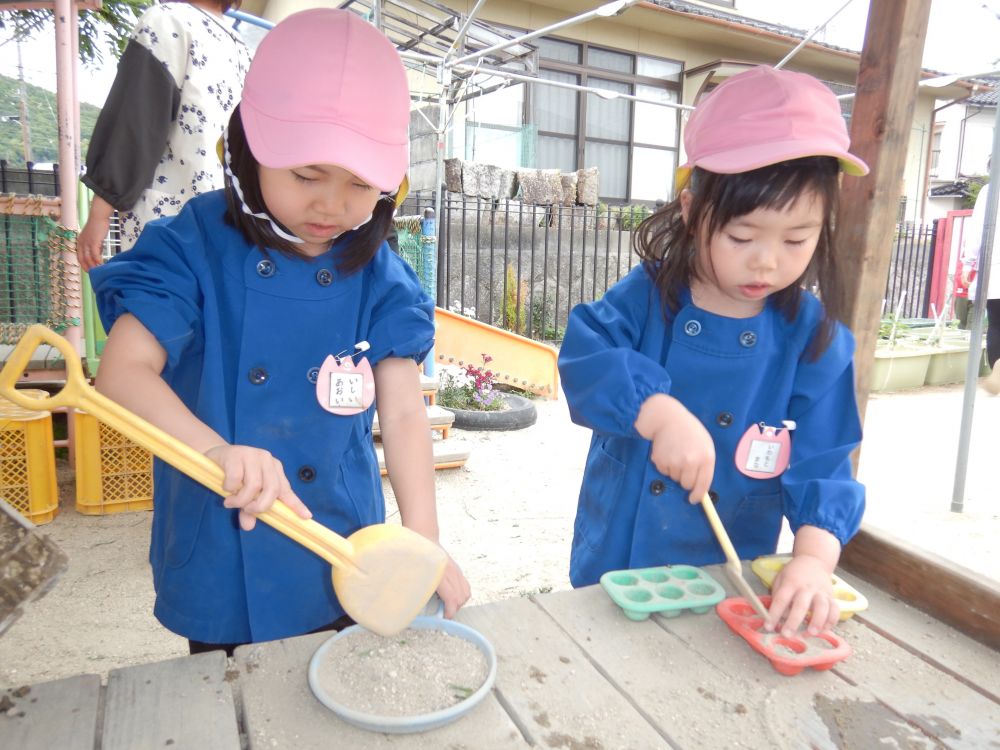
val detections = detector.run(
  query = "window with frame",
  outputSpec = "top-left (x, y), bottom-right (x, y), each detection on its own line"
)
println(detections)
top-left (531, 37), bottom-right (683, 204)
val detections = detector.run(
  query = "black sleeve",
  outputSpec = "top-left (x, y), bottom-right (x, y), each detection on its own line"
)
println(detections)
top-left (82, 41), bottom-right (181, 210)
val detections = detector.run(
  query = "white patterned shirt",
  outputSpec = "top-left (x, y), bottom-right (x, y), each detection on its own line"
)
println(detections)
top-left (83, 2), bottom-right (250, 250)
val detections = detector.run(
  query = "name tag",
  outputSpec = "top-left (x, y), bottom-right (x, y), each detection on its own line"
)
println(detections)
top-left (329, 372), bottom-right (364, 409)
top-left (735, 421), bottom-right (793, 479)
top-left (315, 353), bottom-right (375, 415)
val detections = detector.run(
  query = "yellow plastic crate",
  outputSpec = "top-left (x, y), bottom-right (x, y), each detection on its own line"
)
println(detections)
top-left (0, 390), bottom-right (59, 525)
top-left (74, 410), bottom-right (153, 515)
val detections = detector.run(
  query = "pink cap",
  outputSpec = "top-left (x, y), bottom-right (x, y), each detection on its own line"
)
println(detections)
top-left (239, 9), bottom-right (410, 192)
top-left (682, 66), bottom-right (868, 177)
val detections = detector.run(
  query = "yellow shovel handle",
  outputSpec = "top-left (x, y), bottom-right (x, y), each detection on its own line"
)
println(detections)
top-left (0, 325), bottom-right (357, 570)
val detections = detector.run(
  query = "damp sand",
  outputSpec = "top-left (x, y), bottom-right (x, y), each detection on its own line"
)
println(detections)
top-left (315, 628), bottom-right (489, 717)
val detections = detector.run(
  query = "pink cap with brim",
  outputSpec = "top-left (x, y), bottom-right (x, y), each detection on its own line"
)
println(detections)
top-left (681, 66), bottom-right (869, 178)
top-left (239, 9), bottom-right (410, 193)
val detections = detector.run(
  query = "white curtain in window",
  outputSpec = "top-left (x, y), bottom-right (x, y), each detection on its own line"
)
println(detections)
top-left (636, 56), bottom-right (683, 81)
top-left (630, 146), bottom-right (675, 202)
top-left (633, 85), bottom-right (678, 147)
top-left (536, 135), bottom-right (577, 172)
top-left (535, 70), bottom-right (578, 134)
top-left (536, 37), bottom-right (580, 63)
top-left (584, 141), bottom-right (628, 199)
top-left (587, 47), bottom-right (632, 74)
top-left (586, 78), bottom-right (630, 141)
top-left (468, 82), bottom-right (524, 128)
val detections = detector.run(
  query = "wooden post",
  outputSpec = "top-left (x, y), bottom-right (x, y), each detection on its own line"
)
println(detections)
top-left (836, 0), bottom-right (932, 420)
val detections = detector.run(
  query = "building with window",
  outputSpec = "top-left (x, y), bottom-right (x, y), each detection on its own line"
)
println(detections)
top-left (243, 0), bottom-right (976, 212)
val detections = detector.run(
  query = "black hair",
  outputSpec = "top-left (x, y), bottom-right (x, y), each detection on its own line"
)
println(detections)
top-left (634, 156), bottom-right (844, 360)
top-left (222, 105), bottom-right (395, 275)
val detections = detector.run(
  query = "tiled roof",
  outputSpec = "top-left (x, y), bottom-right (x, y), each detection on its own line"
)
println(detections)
top-left (929, 181), bottom-right (973, 198)
top-left (649, 1), bottom-right (955, 77)
top-left (967, 89), bottom-right (999, 107)
top-left (649, 0), bottom-right (860, 56)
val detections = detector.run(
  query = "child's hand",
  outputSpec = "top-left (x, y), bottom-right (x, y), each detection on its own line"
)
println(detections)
top-left (767, 554), bottom-right (839, 637)
top-left (635, 394), bottom-right (716, 502)
top-left (204, 444), bottom-right (312, 531)
top-left (436, 551), bottom-right (471, 619)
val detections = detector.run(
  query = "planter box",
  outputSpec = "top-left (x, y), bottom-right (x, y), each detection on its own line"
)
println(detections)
top-left (925, 344), bottom-right (985, 386)
top-left (872, 346), bottom-right (932, 392)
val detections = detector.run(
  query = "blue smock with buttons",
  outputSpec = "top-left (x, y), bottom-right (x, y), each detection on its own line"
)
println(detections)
top-left (89, 190), bottom-right (435, 643)
top-left (558, 263), bottom-right (865, 587)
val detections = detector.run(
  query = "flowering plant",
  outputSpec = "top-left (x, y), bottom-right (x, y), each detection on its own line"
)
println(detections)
top-left (437, 354), bottom-right (505, 411)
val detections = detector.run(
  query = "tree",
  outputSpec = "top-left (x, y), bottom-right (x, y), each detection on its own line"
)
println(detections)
top-left (0, 0), bottom-right (151, 68)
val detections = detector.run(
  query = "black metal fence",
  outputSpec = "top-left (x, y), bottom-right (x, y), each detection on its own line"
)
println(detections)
top-left (0, 161), bottom-right (60, 196)
top-left (883, 220), bottom-right (938, 319)
top-left (400, 191), bottom-right (941, 342)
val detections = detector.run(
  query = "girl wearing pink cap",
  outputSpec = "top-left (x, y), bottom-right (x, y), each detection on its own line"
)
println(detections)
top-left (90, 8), bottom-right (469, 653)
top-left (559, 66), bottom-right (868, 639)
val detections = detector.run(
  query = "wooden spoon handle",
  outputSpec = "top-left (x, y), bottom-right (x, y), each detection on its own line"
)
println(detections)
top-left (699, 494), bottom-right (770, 620)
top-left (0, 325), bottom-right (357, 570)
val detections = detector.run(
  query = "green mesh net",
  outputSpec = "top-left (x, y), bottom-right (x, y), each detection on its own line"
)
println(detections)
top-left (393, 215), bottom-right (436, 299)
top-left (0, 206), bottom-right (79, 344)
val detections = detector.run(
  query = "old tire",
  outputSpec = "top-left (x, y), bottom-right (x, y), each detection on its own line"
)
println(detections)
top-left (443, 393), bottom-right (537, 431)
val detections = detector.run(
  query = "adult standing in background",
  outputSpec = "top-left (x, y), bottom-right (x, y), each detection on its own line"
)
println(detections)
top-left (77, 0), bottom-right (251, 271)
top-left (961, 176), bottom-right (1000, 394)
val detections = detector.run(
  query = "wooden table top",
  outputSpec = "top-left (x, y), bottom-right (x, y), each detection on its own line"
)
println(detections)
top-left (3, 564), bottom-right (998, 749)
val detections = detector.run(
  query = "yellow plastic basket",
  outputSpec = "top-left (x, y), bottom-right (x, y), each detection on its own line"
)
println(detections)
top-left (74, 410), bottom-right (153, 514)
top-left (0, 389), bottom-right (59, 525)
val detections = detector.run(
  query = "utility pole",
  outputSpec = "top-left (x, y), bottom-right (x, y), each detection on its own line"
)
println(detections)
top-left (16, 38), bottom-right (32, 165)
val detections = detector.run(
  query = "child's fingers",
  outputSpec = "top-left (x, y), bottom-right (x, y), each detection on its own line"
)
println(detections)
top-left (278, 482), bottom-right (313, 520)
top-left (808, 597), bottom-right (839, 634)
top-left (238, 509), bottom-right (257, 531)
top-left (805, 596), bottom-right (831, 635)
top-left (777, 593), bottom-right (811, 637)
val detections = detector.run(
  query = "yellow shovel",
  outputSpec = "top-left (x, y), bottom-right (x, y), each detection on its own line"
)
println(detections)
top-left (699, 493), bottom-right (770, 621)
top-left (0, 325), bottom-right (447, 637)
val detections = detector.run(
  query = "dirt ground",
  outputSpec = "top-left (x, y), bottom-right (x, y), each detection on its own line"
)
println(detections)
top-left (1, 382), bottom-right (998, 689)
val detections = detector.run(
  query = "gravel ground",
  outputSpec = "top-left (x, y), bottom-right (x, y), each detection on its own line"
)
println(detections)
top-left (1, 382), bottom-right (997, 689)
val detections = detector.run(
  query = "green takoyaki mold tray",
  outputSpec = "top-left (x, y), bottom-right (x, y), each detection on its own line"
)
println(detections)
top-left (750, 555), bottom-right (869, 621)
top-left (600, 565), bottom-right (726, 621)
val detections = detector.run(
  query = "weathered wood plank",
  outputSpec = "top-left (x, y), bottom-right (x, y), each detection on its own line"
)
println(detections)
top-left (836, 568), bottom-right (1000, 701)
top-left (840, 526), bottom-right (1000, 650)
top-left (0, 674), bottom-right (100, 750)
top-left (536, 580), bottom-right (939, 750)
top-left (832, 615), bottom-right (1000, 748)
top-left (459, 596), bottom-right (672, 749)
top-left (235, 629), bottom-right (526, 749)
top-left (102, 650), bottom-right (240, 750)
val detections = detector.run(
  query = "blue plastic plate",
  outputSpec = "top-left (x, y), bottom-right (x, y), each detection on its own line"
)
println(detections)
top-left (308, 612), bottom-right (497, 734)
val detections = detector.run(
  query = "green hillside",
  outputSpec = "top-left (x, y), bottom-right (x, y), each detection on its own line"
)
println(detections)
top-left (0, 75), bottom-right (100, 167)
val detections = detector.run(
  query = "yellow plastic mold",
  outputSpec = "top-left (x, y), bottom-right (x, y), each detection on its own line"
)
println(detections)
top-left (750, 554), bottom-right (869, 621)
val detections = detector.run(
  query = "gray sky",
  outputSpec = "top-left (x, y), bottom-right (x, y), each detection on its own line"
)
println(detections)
top-left (1, 0), bottom-right (999, 107)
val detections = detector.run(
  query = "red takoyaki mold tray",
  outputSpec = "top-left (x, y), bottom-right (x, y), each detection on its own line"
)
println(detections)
top-left (716, 596), bottom-right (852, 676)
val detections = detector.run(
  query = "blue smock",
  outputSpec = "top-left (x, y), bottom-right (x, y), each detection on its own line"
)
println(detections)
top-left (558, 264), bottom-right (865, 587)
top-left (89, 191), bottom-right (434, 643)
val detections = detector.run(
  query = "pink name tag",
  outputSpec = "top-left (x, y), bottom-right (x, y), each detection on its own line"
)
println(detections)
top-left (315, 354), bottom-right (375, 415)
top-left (735, 422), bottom-right (792, 479)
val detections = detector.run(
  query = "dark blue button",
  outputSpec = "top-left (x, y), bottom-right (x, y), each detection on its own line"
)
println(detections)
top-left (248, 367), bottom-right (268, 385)
top-left (684, 320), bottom-right (701, 336)
top-left (316, 268), bottom-right (333, 286)
top-left (717, 412), bottom-right (733, 427)
top-left (298, 465), bottom-right (316, 482)
top-left (256, 259), bottom-right (275, 278)
top-left (307, 367), bottom-right (320, 384)
top-left (650, 479), bottom-right (666, 495)
top-left (739, 331), bottom-right (757, 347)
top-left (708, 490), bottom-right (719, 503)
